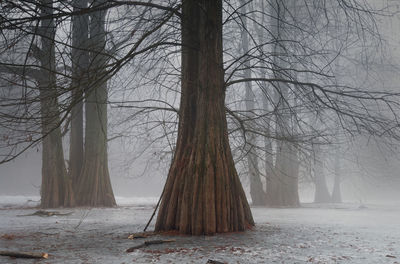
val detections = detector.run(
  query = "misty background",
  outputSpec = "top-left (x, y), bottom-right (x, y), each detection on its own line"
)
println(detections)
top-left (1, 0), bottom-right (400, 203)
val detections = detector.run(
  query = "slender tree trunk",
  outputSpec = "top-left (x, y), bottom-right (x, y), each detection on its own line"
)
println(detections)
top-left (69, 0), bottom-right (88, 189)
top-left (239, 0), bottom-right (265, 206)
top-left (39, 0), bottom-right (74, 208)
top-left (155, 0), bottom-right (254, 235)
top-left (313, 144), bottom-right (331, 203)
top-left (76, 0), bottom-right (116, 207)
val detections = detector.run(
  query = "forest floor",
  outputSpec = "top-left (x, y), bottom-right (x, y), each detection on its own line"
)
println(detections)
top-left (0, 196), bottom-right (399, 263)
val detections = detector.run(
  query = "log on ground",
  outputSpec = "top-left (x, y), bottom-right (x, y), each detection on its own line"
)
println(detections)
top-left (0, 250), bottom-right (48, 259)
top-left (126, 239), bottom-right (175, 252)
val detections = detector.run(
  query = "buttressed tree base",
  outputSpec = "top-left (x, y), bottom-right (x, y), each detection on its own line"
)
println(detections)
top-left (155, 0), bottom-right (254, 235)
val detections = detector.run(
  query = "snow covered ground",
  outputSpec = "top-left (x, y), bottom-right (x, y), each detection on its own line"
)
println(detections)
top-left (0, 196), bottom-right (399, 263)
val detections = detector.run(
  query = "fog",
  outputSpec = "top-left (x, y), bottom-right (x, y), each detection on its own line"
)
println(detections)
top-left (2, 138), bottom-right (400, 203)
top-left (1, 0), bottom-right (400, 263)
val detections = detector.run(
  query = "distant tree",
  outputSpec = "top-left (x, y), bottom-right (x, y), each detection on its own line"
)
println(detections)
top-left (312, 143), bottom-right (331, 203)
top-left (69, 0), bottom-right (89, 191)
top-left (76, 0), bottom-right (116, 207)
top-left (265, 0), bottom-right (300, 207)
top-left (2, 0), bottom-right (400, 228)
top-left (331, 142), bottom-right (342, 203)
top-left (38, 0), bottom-right (75, 208)
top-left (239, 0), bottom-right (265, 206)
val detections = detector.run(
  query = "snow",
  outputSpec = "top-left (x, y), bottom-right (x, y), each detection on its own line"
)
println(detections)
top-left (0, 196), bottom-right (399, 263)
top-left (0, 196), bottom-right (40, 209)
top-left (0, 196), bottom-right (159, 209)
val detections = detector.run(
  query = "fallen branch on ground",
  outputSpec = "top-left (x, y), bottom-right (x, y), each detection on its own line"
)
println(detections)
top-left (207, 260), bottom-right (226, 264)
top-left (126, 239), bottom-right (176, 252)
top-left (0, 250), bottom-right (48, 259)
top-left (128, 231), bottom-right (157, 239)
top-left (17, 210), bottom-right (73, 217)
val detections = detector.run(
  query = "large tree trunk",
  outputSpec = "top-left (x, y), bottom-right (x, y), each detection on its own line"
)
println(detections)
top-left (313, 144), bottom-right (331, 203)
top-left (40, 130), bottom-right (73, 208)
top-left (155, 0), bottom-right (254, 235)
top-left (266, 0), bottom-right (300, 207)
top-left (76, 0), bottom-right (116, 207)
top-left (239, 0), bottom-right (265, 206)
top-left (69, 0), bottom-right (88, 189)
top-left (39, 0), bottom-right (74, 208)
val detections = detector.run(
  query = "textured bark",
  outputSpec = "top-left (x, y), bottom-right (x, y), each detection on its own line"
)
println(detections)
top-left (69, 0), bottom-right (89, 189)
top-left (239, 0), bottom-right (265, 206)
top-left (40, 124), bottom-right (74, 208)
top-left (76, 0), bottom-right (116, 207)
top-left (39, 0), bottom-right (74, 208)
top-left (155, 0), bottom-right (254, 235)
top-left (313, 144), bottom-right (331, 203)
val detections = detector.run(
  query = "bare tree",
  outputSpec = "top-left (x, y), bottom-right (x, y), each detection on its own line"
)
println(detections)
top-left (239, 0), bottom-right (265, 206)
top-left (1, 0), bottom-right (400, 229)
top-left (312, 143), bottom-right (331, 203)
top-left (155, 0), bottom-right (254, 235)
top-left (76, 0), bottom-right (116, 207)
top-left (69, 0), bottom-right (89, 190)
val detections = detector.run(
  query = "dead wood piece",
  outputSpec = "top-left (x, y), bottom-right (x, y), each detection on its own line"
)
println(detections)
top-left (207, 260), bottom-right (225, 264)
top-left (0, 250), bottom-right (48, 259)
top-left (386, 254), bottom-right (396, 258)
top-left (144, 239), bottom-right (175, 246)
top-left (127, 231), bottom-right (156, 239)
top-left (126, 239), bottom-right (175, 253)
top-left (17, 210), bottom-right (73, 217)
top-left (126, 244), bottom-right (146, 252)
